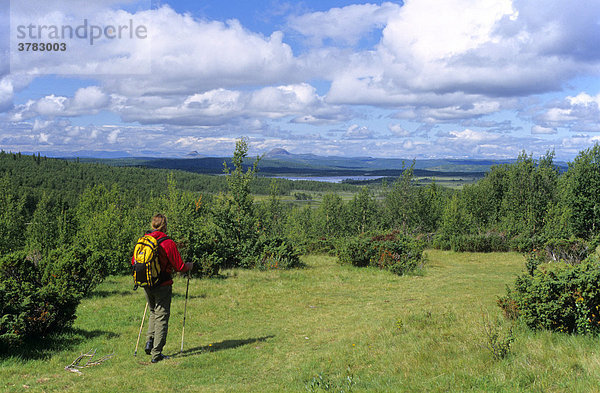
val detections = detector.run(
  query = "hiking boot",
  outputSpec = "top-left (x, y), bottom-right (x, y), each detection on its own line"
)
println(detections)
top-left (144, 339), bottom-right (153, 355)
top-left (151, 353), bottom-right (170, 363)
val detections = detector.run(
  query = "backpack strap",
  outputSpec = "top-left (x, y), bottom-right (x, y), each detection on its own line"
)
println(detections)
top-left (155, 235), bottom-right (171, 285)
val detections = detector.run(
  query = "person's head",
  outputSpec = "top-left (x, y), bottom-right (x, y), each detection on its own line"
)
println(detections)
top-left (151, 214), bottom-right (167, 233)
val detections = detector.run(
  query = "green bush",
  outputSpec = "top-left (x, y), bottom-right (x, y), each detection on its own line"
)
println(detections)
top-left (375, 239), bottom-right (424, 275)
top-left (336, 231), bottom-right (425, 275)
top-left (446, 232), bottom-right (509, 253)
top-left (255, 235), bottom-right (303, 271)
top-left (0, 251), bottom-right (82, 345)
top-left (544, 237), bottom-right (589, 264)
top-left (42, 246), bottom-right (107, 298)
top-left (306, 237), bottom-right (337, 255)
top-left (336, 236), bottom-right (372, 267)
top-left (180, 219), bottom-right (227, 278)
top-left (507, 234), bottom-right (542, 253)
top-left (499, 257), bottom-right (600, 334)
top-left (521, 238), bottom-right (590, 279)
top-left (524, 249), bottom-right (546, 276)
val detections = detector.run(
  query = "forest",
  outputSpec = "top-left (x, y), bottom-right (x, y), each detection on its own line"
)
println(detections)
top-left (3, 138), bottom-right (600, 346)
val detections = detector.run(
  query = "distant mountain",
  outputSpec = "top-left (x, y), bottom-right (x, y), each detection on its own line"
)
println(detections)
top-left (265, 148), bottom-right (292, 157)
top-left (63, 148), bottom-right (568, 178)
top-left (185, 151), bottom-right (205, 158)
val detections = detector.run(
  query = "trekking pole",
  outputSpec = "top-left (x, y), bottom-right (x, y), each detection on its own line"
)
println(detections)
top-left (134, 302), bottom-right (148, 357)
top-left (180, 271), bottom-right (190, 354)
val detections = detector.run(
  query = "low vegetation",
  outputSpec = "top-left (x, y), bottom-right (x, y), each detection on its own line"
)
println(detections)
top-left (3, 252), bottom-right (600, 392)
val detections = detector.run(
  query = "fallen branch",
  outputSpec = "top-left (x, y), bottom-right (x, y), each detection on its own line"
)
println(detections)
top-left (65, 349), bottom-right (113, 374)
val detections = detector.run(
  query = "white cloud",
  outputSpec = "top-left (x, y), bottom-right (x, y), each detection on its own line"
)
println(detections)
top-left (32, 119), bottom-right (51, 132)
top-left (326, 0), bottom-right (600, 111)
top-left (11, 86), bottom-right (110, 119)
top-left (113, 83), bottom-right (346, 126)
top-left (72, 86), bottom-right (110, 110)
top-left (10, 5), bottom-right (152, 75)
top-left (38, 132), bottom-right (50, 144)
top-left (380, 0), bottom-right (515, 63)
top-left (107, 129), bottom-right (120, 144)
top-left (448, 129), bottom-right (500, 143)
top-left (344, 124), bottom-right (374, 139)
top-left (102, 7), bottom-right (298, 96)
top-left (388, 123), bottom-right (412, 137)
top-left (531, 125), bottom-right (557, 135)
top-left (567, 93), bottom-right (600, 108)
top-left (532, 91), bottom-right (600, 133)
top-left (34, 95), bottom-right (67, 116)
top-left (0, 78), bottom-right (14, 112)
top-left (288, 2), bottom-right (401, 46)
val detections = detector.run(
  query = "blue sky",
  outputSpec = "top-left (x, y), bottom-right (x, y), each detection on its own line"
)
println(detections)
top-left (1, 0), bottom-right (600, 160)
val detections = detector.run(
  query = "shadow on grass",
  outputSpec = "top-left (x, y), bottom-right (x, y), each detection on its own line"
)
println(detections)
top-left (90, 289), bottom-right (133, 298)
top-left (175, 335), bottom-right (275, 358)
top-left (172, 293), bottom-right (207, 300)
top-left (0, 328), bottom-right (119, 361)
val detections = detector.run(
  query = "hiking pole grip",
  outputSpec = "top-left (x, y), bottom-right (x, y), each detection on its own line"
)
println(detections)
top-left (134, 302), bottom-right (148, 357)
top-left (181, 272), bottom-right (190, 354)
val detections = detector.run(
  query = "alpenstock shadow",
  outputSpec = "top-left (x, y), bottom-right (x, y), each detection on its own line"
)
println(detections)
top-left (175, 335), bottom-right (275, 358)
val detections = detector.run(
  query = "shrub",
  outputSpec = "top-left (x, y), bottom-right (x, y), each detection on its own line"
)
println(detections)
top-left (74, 184), bottom-right (138, 276)
top-left (42, 246), bottom-right (107, 298)
top-left (482, 314), bottom-right (514, 360)
top-left (499, 257), bottom-right (600, 334)
top-left (447, 232), bottom-right (509, 253)
top-left (336, 236), bottom-right (372, 267)
top-left (180, 220), bottom-right (227, 278)
top-left (544, 237), bottom-right (589, 264)
top-left (374, 239), bottom-right (424, 275)
top-left (336, 231), bottom-right (425, 275)
top-left (508, 234), bottom-right (542, 253)
top-left (0, 251), bottom-right (82, 345)
top-left (255, 235), bottom-right (303, 271)
top-left (306, 237), bottom-right (337, 255)
top-left (195, 252), bottom-right (223, 278)
top-left (524, 249), bottom-right (546, 276)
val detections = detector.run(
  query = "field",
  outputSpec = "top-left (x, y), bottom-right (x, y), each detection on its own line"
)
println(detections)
top-left (3, 251), bottom-right (600, 392)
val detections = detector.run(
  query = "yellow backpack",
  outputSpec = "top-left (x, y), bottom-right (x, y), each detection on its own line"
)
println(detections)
top-left (132, 234), bottom-right (168, 290)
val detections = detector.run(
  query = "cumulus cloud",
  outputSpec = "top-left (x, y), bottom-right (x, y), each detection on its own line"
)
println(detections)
top-left (10, 4), bottom-right (152, 75)
top-left (531, 92), bottom-right (600, 133)
top-left (344, 124), bottom-right (374, 139)
top-left (104, 7), bottom-right (298, 96)
top-left (288, 2), bottom-right (401, 46)
top-left (114, 83), bottom-right (347, 126)
top-left (531, 125), bottom-right (557, 135)
top-left (388, 123), bottom-right (412, 137)
top-left (326, 0), bottom-right (600, 109)
top-left (11, 86), bottom-right (110, 120)
top-left (0, 78), bottom-right (14, 112)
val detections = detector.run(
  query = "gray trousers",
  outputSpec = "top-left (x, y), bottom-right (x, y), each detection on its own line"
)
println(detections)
top-left (144, 285), bottom-right (172, 360)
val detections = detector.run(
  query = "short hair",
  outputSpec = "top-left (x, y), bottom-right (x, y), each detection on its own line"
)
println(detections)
top-left (151, 214), bottom-right (167, 232)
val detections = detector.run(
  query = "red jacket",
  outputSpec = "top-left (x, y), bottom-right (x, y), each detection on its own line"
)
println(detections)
top-left (131, 230), bottom-right (189, 286)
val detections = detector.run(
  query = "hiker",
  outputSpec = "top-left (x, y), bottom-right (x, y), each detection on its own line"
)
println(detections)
top-left (132, 213), bottom-right (193, 363)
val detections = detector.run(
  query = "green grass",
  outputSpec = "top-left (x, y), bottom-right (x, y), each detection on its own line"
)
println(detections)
top-left (3, 251), bottom-right (600, 392)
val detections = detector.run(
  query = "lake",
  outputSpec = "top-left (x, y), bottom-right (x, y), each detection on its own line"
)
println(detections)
top-left (267, 175), bottom-right (385, 183)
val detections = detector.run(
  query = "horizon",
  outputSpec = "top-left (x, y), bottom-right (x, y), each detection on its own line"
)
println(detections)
top-left (5, 146), bottom-right (572, 165)
top-left (1, 1), bottom-right (600, 161)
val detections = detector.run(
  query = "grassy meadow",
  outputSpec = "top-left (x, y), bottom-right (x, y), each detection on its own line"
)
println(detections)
top-left (3, 251), bottom-right (600, 392)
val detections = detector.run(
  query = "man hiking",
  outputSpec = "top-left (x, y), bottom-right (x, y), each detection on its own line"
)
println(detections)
top-left (132, 214), bottom-right (193, 363)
